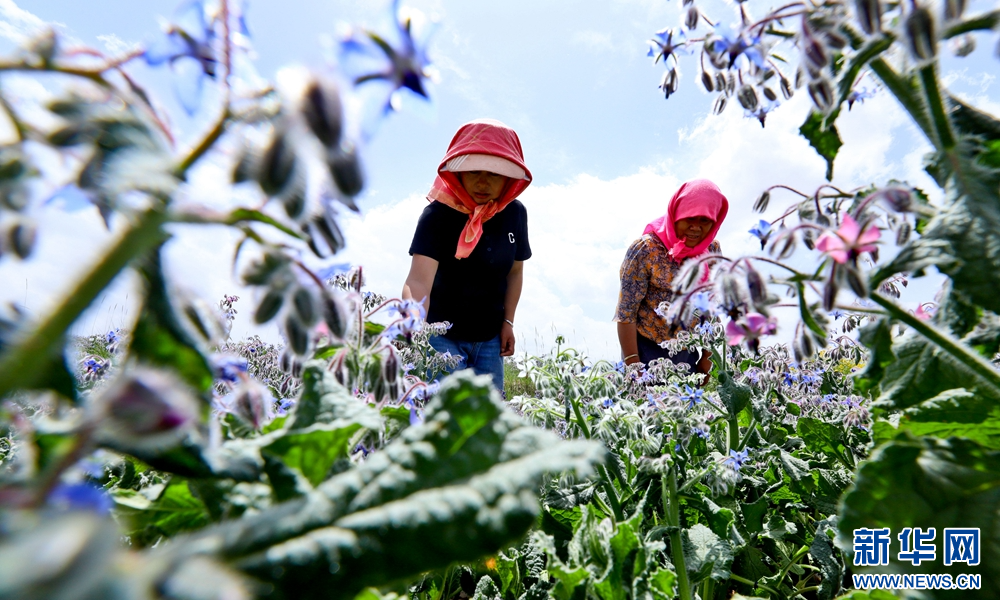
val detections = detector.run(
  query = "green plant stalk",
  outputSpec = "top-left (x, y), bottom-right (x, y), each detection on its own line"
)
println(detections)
top-left (570, 396), bottom-right (592, 439)
top-left (701, 579), bottom-right (715, 600)
top-left (728, 413), bottom-right (740, 454)
top-left (867, 58), bottom-right (935, 144)
top-left (774, 545), bottom-right (811, 588)
top-left (918, 62), bottom-right (956, 151)
top-left (664, 468), bottom-right (692, 600)
top-left (728, 574), bottom-right (780, 597)
top-left (870, 293), bottom-right (1000, 396)
top-left (598, 464), bottom-right (624, 522)
top-left (0, 209), bottom-right (167, 399)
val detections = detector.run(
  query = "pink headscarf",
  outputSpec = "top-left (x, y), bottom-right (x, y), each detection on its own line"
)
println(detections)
top-left (427, 119), bottom-right (533, 259)
top-left (644, 179), bottom-right (729, 261)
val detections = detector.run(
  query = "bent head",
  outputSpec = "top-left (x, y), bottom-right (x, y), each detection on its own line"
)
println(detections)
top-left (459, 170), bottom-right (509, 204)
top-left (675, 216), bottom-right (716, 247)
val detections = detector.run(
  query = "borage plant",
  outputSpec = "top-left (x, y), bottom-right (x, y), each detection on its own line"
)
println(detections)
top-left (0, 2), bottom-right (605, 598)
top-left (649, 0), bottom-right (1000, 596)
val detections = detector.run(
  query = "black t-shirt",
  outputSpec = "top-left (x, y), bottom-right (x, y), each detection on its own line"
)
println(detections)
top-left (409, 200), bottom-right (531, 341)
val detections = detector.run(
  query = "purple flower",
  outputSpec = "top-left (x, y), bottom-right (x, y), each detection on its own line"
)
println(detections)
top-left (678, 384), bottom-right (704, 409)
top-left (48, 482), bottom-right (113, 514)
top-left (602, 398), bottom-right (614, 408)
top-left (710, 24), bottom-right (765, 68)
top-left (847, 87), bottom-right (875, 110)
top-left (144, 0), bottom-right (222, 114)
top-left (276, 398), bottom-right (295, 416)
top-left (647, 27), bottom-right (687, 63)
top-left (338, 0), bottom-right (437, 125)
top-left (212, 354), bottom-right (248, 383)
top-left (723, 448), bottom-right (749, 471)
top-left (749, 219), bottom-right (773, 247)
top-left (383, 298), bottom-right (427, 342)
top-left (725, 313), bottom-right (777, 351)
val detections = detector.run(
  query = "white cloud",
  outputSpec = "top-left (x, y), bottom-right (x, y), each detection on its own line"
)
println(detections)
top-left (97, 33), bottom-right (141, 55)
top-left (0, 0), bottom-right (47, 44)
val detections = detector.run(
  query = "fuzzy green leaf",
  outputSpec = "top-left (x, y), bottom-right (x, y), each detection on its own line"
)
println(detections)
top-left (838, 436), bottom-right (1000, 598)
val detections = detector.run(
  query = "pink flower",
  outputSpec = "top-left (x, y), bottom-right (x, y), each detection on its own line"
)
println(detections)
top-left (914, 304), bottom-right (934, 321)
top-left (725, 313), bottom-right (778, 346)
top-left (815, 214), bottom-right (881, 264)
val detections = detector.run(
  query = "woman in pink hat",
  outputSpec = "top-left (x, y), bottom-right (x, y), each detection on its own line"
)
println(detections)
top-left (401, 119), bottom-right (532, 392)
top-left (614, 179), bottom-right (729, 376)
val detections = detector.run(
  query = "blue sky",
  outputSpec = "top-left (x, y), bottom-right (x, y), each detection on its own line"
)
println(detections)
top-left (1, 0), bottom-right (999, 360)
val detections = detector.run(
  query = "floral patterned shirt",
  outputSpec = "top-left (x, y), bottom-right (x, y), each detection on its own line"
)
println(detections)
top-left (614, 235), bottom-right (721, 343)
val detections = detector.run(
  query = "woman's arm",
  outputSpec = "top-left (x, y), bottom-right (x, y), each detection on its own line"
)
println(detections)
top-left (617, 322), bottom-right (641, 366)
top-left (500, 260), bottom-right (523, 357)
top-left (401, 254), bottom-right (439, 314)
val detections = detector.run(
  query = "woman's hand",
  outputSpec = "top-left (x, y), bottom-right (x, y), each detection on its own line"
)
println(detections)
top-left (696, 349), bottom-right (713, 386)
top-left (500, 321), bottom-right (515, 356)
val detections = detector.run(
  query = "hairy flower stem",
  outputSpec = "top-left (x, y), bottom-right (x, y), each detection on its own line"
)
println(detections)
top-left (0, 209), bottom-right (167, 399)
top-left (728, 413), bottom-right (740, 454)
top-left (918, 63), bottom-right (956, 151)
top-left (598, 464), bottom-right (624, 522)
top-left (664, 468), bottom-right (692, 600)
top-left (870, 293), bottom-right (1000, 395)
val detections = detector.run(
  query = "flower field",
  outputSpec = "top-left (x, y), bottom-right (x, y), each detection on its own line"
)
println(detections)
top-left (2, 0), bottom-right (1000, 599)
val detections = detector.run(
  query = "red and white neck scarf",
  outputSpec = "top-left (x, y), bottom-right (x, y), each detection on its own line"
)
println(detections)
top-left (644, 179), bottom-right (729, 261)
top-left (426, 119), bottom-right (532, 259)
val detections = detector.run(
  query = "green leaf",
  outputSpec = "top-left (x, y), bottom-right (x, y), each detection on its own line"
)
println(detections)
top-left (648, 568), bottom-right (677, 600)
top-left (838, 436), bottom-right (1000, 598)
top-left (545, 482), bottom-right (597, 510)
top-left (762, 514), bottom-right (798, 542)
top-left (289, 361), bottom-right (380, 430)
top-left (741, 496), bottom-right (769, 535)
top-left (799, 112), bottom-right (843, 181)
top-left (718, 371), bottom-right (752, 416)
top-left (533, 533), bottom-right (590, 600)
top-left (130, 249), bottom-right (213, 393)
top-left (809, 517), bottom-right (843, 600)
top-left (853, 318), bottom-right (895, 396)
top-left (472, 575), bottom-right (502, 600)
top-left (495, 549), bottom-right (521, 598)
top-left (876, 388), bottom-right (1000, 449)
top-left (881, 137), bottom-right (1000, 313)
top-left (157, 371), bottom-right (606, 600)
top-left (778, 450), bottom-right (813, 492)
top-left (872, 332), bottom-right (1000, 411)
top-left (682, 523), bottom-right (734, 584)
top-left (262, 421), bottom-right (365, 487)
top-left (114, 479), bottom-right (210, 547)
top-left (797, 418), bottom-right (848, 463)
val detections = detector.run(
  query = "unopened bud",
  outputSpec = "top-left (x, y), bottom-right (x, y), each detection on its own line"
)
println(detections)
top-left (943, 0), bottom-right (965, 22)
top-left (904, 7), bottom-right (937, 62)
top-left (701, 70), bottom-right (714, 93)
top-left (845, 265), bottom-right (870, 298)
top-left (95, 368), bottom-right (198, 447)
top-left (895, 221), bottom-right (912, 245)
top-left (306, 212), bottom-right (346, 257)
top-left (807, 79), bottom-right (835, 111)
top-left (763, 87), bottom-right (777, 102)
top-left (780, 76), bottom-right (794, 99)
top-left (803, 35), bottom-right (829, 71)
top-left (797, 327), bottom-right (815, 359)
top-left (715, 72), bottom-right (727, 93)
top-left (284, 313), bottom-right (309, 356)
top-left (823, 274), bottom-right (839, 311)
top-left (254, 290), bottom-right (285, 324)
top-left (383, 345), bottom-right (399, 386)
top-left (856, 0), bottom-right (883, 34)
top-left (280, 350), bottom-right (293, 373)
top-left (292, 287), bottom-right (318, 326)
top-left (713, 94), bottom-right (728, 115)
top-left (322, 290), bottom-right (348, 339)
top-left (753, 190), bottom-right (771, 213)
top-left (300, 75), bottom-right (343, 148)
top-left (232, 381), bottom-right (272, 430)
top-left (9, 219), bottom-right (37, 259)
top-left (259, 128), bottom-right (297, 196)
top-left (737, 85), bottom-right (759, 111)
top-left (951, 34), bottom-right (975, 57)
top-left (746, 264), bottom-right (767, 304)
top-left (660, 68), bottom-right (679, 99)
top-left (328, 148), bottom-right (364, 197)
top-left (281, 186), bottom-right (306, 220)
top-left (685, 6), bottom-right (700, 30)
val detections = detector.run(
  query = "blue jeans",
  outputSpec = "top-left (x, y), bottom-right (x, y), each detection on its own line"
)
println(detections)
top-left (428, 334), bottom-right (504, 395)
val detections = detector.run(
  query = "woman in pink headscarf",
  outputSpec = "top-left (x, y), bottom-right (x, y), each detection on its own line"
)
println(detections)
top-left (401, 119), bottom-right (532, 392)
top-left (614, 179), bottom-right (729, 375)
